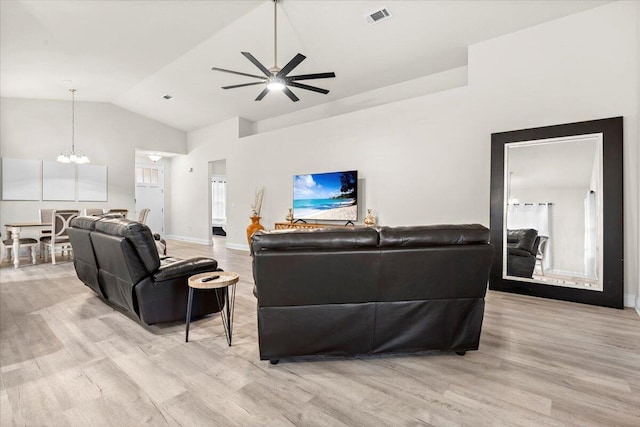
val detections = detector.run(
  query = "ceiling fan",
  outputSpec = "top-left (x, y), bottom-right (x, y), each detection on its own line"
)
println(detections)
top-left (211, 0), bottom-right (335, 102)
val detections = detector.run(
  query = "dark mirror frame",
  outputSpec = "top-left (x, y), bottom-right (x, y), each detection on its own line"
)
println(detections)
top-left (489, 117), bottom-right (623, 308)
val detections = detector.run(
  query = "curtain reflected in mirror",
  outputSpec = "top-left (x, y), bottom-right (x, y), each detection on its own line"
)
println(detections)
top-left (503, 135), bottom-right (603, 291)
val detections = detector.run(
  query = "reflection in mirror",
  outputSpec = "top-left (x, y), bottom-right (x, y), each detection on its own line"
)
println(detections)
top-left (503, 134), bottom-right (603, 291)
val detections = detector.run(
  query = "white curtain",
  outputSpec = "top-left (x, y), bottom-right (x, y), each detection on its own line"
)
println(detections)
top-left (507, 203), bottom-right (552, 271)
top-left (211, 177), bottom-right (227, 225)
top-left (584, 191), bottom-right (597, 279)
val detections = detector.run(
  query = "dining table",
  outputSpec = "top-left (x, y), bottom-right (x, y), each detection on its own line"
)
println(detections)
top-left (4, 222), bottom-right (51, 268)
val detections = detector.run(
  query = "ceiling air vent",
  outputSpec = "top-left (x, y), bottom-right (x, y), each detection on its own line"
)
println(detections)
top-left (365, 7), bottom-right (391, 25)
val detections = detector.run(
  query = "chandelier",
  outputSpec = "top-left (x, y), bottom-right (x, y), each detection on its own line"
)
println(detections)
top-left (57, 88), bottom-right (89, 164)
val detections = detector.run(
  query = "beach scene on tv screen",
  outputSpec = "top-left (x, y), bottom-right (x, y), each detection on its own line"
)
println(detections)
top-left (293, 171), bottom-right (357, 220)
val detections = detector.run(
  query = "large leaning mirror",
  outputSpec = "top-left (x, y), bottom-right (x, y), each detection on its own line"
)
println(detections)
top-left (489, 117), bottom-right (623, 308)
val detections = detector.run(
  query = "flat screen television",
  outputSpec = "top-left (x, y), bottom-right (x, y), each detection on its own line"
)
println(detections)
top-left (293, 170), bottom-right (358, 221)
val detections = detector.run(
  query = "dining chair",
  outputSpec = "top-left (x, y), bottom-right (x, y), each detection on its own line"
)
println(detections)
top-left (41, 210), bottom-right (80, 265)
top-left (85, 208), bottom-right (105, 216)
top-left (38, 208), bottom-right (54, 257)
top-left (2, 231), bottom-right (37, 265)
top-left (107, 209), bottom-right (128, 218)
top-left (39, 208), bottom-right (54, 225)
top-left (137, 208), bottom-right (150, 224)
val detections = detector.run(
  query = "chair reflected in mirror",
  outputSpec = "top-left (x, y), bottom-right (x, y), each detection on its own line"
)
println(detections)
top-left (535, 236), bottom-right (549, 276)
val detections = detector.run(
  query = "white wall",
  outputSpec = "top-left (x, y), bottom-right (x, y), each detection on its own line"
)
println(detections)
top-left (637, 0), bottom-right (640, 313)
top-left (0, 97), bottom-right (186, 231)
top-left (252, 66), bottom-right (468, 135)
top-left (166, 117), bottom-right (238, 244)
top-left (170, 2), bottom-right (638, 305)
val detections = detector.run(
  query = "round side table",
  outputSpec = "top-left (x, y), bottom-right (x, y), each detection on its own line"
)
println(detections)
top-left (186, 271), bottom-right (239, 345)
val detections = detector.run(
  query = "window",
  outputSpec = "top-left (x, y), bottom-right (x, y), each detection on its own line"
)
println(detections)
top-left (136, 167), bottom-right (159, 185)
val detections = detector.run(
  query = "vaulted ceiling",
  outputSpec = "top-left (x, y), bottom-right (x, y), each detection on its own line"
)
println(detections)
top-left (1, 0), bottom-right (610, 132)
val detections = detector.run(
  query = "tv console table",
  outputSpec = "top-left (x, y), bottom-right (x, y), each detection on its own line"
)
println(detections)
top-left (274, 222), bottom-right (359, 230)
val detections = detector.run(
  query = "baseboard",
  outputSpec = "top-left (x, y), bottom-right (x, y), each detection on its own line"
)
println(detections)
top-left (547, 268), bottom-right (584, 277)
top-left (225, 242), bottom-right (250, 252)
top-left (164, 235), bottom-right (211, 246)
top-left (623, 293), bottom-right (636, 308)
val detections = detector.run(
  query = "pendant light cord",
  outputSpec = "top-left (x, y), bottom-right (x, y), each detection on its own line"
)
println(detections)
top-left (273, 0), bottom-right (278, 68)
top-left (70, 88), bottom-right (76, 153)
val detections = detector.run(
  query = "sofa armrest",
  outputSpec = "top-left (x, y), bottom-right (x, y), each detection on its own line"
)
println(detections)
top-left (153, 257), bottom-right (219, 282)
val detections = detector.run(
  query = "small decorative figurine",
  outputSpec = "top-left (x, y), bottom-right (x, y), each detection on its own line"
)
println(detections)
top-left (364, 209), bottom-right (376, 226)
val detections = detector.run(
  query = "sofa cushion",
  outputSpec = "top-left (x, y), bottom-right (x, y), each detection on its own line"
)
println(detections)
top-left (507, 247), bottom-right (533, 257)
top-left (94, 218), bottom-right (160, 273)
top-left (251, 227), bottom-right (379, 251)
top-left (67, 217), bottom-right (103, 297)
top-left (70, 215), bottom-right (101, 231)
top-left (378, 224), bottom-right (489, 248)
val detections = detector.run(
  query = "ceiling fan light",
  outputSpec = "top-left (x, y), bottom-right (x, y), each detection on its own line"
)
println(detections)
top-left (211, 0), bottom-right (334, 102)
top-left (57, 153), bottom-right (71, 163)
top-left (267, 82), bottom-right (285, 91)
top-left (267, 77), bottom-right (285, 91)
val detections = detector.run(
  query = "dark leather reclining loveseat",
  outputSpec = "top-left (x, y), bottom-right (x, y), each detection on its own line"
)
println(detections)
top-left (506, 228), bottom-right (540, 278)
top-left (251, 224), bottom-right (494, 364)
top-left (67, 216), bottom-right (223, 325)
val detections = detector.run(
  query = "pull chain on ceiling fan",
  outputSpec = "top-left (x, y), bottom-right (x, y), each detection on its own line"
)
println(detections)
top-left (211, 0), bottom-right (335, 102)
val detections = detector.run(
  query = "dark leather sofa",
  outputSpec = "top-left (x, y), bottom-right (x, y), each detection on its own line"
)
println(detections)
top-left (67, 216), bottom-right (224, 325)
top-left (506, 228), bottom-right (540, 278)
top-left (250, 225), bottom-right (494, 364)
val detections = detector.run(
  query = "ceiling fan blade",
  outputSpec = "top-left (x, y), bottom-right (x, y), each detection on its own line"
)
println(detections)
top-left (287, 81), bottom-right (329, 95)
top-left (255, 87), bottom-right (270, 101)
top-left (222, 81), bottom-right (266, 89)
top-left (288, 72), bottom-right (336, 81)
top-left (277, 53), bottom-right (306, 77)
top-left (282, 87), bottom-right (300, 102)
top-left (211, 67), bottom-right (266, 80)
top-left (242, 52), bottom-right (272, 77)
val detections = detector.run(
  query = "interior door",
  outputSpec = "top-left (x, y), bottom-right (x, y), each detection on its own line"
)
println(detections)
top-left (135, 164), bottom-right (164, 234)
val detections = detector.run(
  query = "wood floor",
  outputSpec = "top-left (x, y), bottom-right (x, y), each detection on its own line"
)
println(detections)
top-left (1, 238), bottom-right (639, 426)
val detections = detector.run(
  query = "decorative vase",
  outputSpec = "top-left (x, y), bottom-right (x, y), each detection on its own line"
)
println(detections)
top-left (285, 208), bottom-right (294, 223)
top-left (246, 216), bottom-right (265, 245)
top-left (364, 209), bottom-right (376, 227)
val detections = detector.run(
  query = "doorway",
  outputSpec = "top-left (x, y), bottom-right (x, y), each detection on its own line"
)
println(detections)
top-left (135, 163), bottom-right (164, 234)
top-left (209, 160), bottom-right (227, 244)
